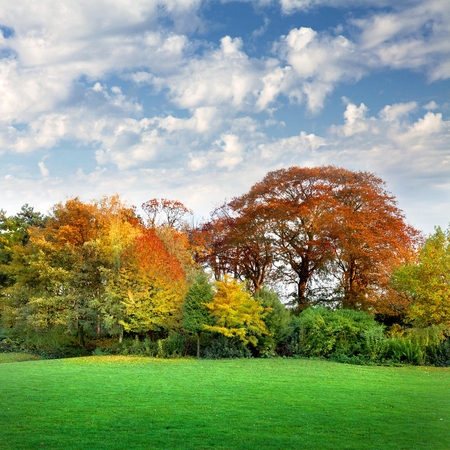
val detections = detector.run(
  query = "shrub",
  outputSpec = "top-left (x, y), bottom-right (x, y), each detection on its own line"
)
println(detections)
top-left (384, 326), bottom-right (446, 365)
top-left (93, 333), bottom-right (192, 358)
top-left (286, 307), bottom-right (385, 360)
top-left (203, 334), bottom-right (252, 359)
top-left (433, 339), bottom-right (450, 367)
top-left (1, 328), bottom-right (90, 359)
top-left (254, 289), bottom-right (292, 357)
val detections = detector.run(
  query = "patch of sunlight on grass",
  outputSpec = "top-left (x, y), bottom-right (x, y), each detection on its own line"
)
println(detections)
top-left (0, 352), bottom-right (40, 363)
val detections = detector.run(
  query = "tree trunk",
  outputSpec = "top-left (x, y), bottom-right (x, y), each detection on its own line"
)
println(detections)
top-left (296, 280), bottom-right (309, 313)
top-left (197, 333), bottom-right (200, 358)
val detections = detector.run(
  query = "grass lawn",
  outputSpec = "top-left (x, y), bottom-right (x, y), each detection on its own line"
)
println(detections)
top-left (0, 356), bottom-right (449, 449)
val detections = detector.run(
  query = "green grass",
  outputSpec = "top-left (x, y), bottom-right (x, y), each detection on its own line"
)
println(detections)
top-left (0, 357), bottom-right (449, 449)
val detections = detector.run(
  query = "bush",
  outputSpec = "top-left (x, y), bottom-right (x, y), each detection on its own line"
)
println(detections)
top-left (363, 325), bottom-right (388, 362)
top-left (285, 307), bottom-right (385, 360)
top-left (433, 339), bottom-right (450, 367)
top-left (0, 328), bottom-right (91, 359)
top-left (93, 332), bottom-right (192, 358)
top-left (203, 334), bottom-right (252, 359)
top-left (254, 289), bottom-right (292, 357)
top-left (384, 326), bottom-right (446, 365)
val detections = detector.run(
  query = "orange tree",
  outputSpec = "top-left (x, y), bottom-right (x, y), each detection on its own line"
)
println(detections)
top-left (113, 229), bottom-right (188, 337)
top-left (204, 166), bottom-right (419, 314)
top-left (199, 203), bottom-right (275, 295)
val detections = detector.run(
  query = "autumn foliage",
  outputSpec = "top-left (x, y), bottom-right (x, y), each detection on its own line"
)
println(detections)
top-left (2, 166), bottom-right (445, 360)
top-left (201, 166), bottom-right (420, 315)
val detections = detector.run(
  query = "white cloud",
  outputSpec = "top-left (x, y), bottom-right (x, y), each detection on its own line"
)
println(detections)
top-left (161, 36), bottom-right (264, 111)
top-left (274, 28), bottom-right (364, 112)
top-left (38, 161), bottom-right (49, 178)
top-left (1, 0), bottom-right (449, 235)
top-left (379, 102), bottom-right (417, 122)
top-left (423, 101), bottom-right (438, 110)
top-left (215, 134), bottom-right (244, 170)
top-left (351, 0), bottom-right (450, 80)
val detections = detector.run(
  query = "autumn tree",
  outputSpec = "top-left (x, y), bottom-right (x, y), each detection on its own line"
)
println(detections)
top-left (115, 229), bottom-right (188, 337)
top-left (392, 227), bottom-right (450, 328)
top-left (206, 166), bottom-right (418, 313)
top-left (199, 203), bottom-right (275, 294)
top-left (223, 166), bottom-right (338, 311)
top-left (324, 169), bottom-right (420, 312)
top-left (142, 198), bottom-right (193, 229)
top-left (0, 196), bottom-right (143, 344)
top-left (204, 276), bottom-right (269, 346)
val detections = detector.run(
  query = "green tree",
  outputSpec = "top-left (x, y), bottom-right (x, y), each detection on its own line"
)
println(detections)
top-left (392, 226), bottom-right (450, 328)
top-left (0, 205), bottom-right (45, 288)
top-left (254, 288), bottom-right (291, 356)
top-left (182, 272), bottom-right (214, 357)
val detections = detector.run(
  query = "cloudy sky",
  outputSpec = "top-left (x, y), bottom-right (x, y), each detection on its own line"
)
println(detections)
top-left (1, 0), bottom-right (449, 233)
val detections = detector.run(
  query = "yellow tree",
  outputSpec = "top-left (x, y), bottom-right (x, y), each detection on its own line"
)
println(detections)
top-left (204, 277), bottom-right (269, 346)
top-left (392, 227), bottom-right (450, 328)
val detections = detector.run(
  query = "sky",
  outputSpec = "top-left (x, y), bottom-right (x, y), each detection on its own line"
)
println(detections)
top-left (1, 0), bottom-right (449, 234)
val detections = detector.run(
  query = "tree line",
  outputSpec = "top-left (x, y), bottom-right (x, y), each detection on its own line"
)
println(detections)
top-left (0, 166), bottom-right (449, 363)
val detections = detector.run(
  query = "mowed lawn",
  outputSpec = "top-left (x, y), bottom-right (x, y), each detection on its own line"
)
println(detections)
top-left (0, 356), bottom-right (449, 450)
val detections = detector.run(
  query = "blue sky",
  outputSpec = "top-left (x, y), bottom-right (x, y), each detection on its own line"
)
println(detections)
top-left (1, 0), bottom-right (449, 233)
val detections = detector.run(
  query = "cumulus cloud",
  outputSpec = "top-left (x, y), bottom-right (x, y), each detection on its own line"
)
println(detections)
top-left (327, 102), bottom-right (450, 182)
top-left (274, 28), bottom-right (364, 112)
top-left (0, 0), bottom-right (196, 125)
top-left (423, 101), bottom-right (438, 110)
top-left (1, 0), bottom-right (449, 234)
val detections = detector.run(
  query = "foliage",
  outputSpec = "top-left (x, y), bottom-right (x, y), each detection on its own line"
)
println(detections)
top-left (202, 166), bottom-right (419, 313)
top-left (142, 198), bottom-right (193, 229)
top-left (0, 329), bottom-right (90, 359)
top-left (182, 271), bottom-right (214, 356)
top-left (199, 205), bottom-right (275, 294)
top-left (254, 288), bottom-right (292, 357)
top-left (94, 333), bottom-right (189, 358)
top-left (434, 339), bottom-right (450, 367)
top-left (203, 334), bottom-right (252, 358)
top-left (204, 276), bottom-right (269, 346)
top-left (392, 226), bottom-right (450, 328)
top-left (384, 325), bottom-right (447, 366)
top-left (117, 230), bottom-right (188, 334)
top-left (286, 307), bottom-right (386, 359)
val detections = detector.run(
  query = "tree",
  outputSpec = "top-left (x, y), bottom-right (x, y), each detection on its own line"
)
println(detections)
top-left (225, 166), bottom-right (338, 311)
top-left (213, 166), bottom-right (418, 313)
top-left (0, 196), bottom-right (144, 344)
top-left (204, 276), bottom-right (269, 346)
top-left (324, 169), bottom-right (420, 312)
top-left (254, 288), bottom-right (291, 356)
top-left (0, 205), bottom-right (45, 288)
top-left (199, 203), bottom-right (275, 295)
top-left (116, 229), bottom-right (188, 336)
top-left (182, 272), bottom-right (214, 357)
top-left (392, 227), bottom-right (450, 328)
top-left (142, 198), bottom-right (192, 229)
